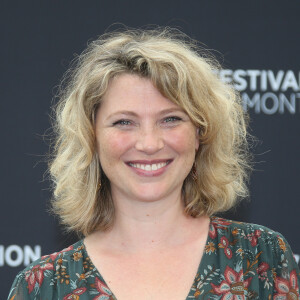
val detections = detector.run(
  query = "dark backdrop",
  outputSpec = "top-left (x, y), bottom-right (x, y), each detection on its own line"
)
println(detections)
top-left (1, 1), bottom-right (299, 296)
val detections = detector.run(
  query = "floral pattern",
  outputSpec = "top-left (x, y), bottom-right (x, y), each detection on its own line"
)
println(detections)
top-left (63, 287), bottom-right (87, 300)
top-left (211, 266), bottom-right (252, 299)
top-left (274, 270), bottom-right (299, 299)
top-left (7, 217), bottom-right (300, 299)
top-left (24, 262), bottom-right (54, 293)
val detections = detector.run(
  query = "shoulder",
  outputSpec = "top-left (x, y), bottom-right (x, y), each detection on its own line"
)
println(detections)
top-left (8, 240), bottom-right (88, 299)
top-left (210, 216), bottom-right (286, 244)
top-left (206, 217), bottom-right (300, 298)
top-left (210, 216), bottom-right (299, 270)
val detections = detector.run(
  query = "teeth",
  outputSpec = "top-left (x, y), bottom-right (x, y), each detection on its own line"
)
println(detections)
top-left (152, 164), bottom-right (158, 171)
top-left (129, 162), bottom-right (168, 171)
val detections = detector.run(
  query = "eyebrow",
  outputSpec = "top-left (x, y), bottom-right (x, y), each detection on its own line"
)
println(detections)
top-left (106, 108), bottom-right (185, 119)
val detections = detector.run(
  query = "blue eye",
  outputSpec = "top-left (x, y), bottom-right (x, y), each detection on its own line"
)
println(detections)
top-left (164, 116), bottom-right (182, 123)
top-left (113, 119), bottom-right (132, 126)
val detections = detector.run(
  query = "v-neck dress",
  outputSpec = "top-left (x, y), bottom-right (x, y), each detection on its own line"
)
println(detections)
top-left (8, 217), bottom-right (300, 299)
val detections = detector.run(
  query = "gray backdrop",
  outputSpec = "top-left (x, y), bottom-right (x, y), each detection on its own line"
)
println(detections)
top-left (1, 1), bottom-right (299, 297)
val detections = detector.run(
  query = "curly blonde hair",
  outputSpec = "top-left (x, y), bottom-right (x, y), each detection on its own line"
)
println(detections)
top-left (50, 27), bottom-right (251, 236)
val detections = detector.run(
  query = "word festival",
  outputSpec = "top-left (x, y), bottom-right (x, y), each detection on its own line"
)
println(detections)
top-left (218, 69), bottom-right (300, 114)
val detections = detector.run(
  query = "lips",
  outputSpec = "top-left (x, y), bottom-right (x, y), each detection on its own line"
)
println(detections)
top-left (128, 161), bottom-right (169, 171)
top-left (126, 159), bottom-right (172, 175)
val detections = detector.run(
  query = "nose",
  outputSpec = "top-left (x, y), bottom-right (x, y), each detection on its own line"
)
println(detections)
top-left (135, 126), bottom-right (164, 154)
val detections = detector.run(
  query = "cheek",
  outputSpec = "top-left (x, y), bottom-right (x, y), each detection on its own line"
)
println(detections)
top-left (166, 127), bottom-right (197, 157)
top-left (97, 131), bottom-right (132, 166)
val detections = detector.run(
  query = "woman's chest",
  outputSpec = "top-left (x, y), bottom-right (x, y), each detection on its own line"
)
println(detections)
top-left (90, 247), bottom-right (204, 300)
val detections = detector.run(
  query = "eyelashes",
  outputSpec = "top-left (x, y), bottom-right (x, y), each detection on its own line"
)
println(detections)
top-left (112, 116), bottom-right (183, 127)
top-left (163, 116), bottom-right (182, 123)
top-left (112, 119), bottom-right (132, 126)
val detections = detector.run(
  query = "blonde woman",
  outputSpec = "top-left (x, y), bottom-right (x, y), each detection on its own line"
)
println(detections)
top-left (8, 28), bottom-right (300, 299)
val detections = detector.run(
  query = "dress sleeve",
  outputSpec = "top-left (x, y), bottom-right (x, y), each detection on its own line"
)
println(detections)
top-left (7, 272), bottom-right (29, 300)
top-left (273, 232), bottom-right (300, 299)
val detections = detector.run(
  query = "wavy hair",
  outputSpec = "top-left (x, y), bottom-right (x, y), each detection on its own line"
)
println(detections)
top-left (50, 27), bottom-right (252, 236)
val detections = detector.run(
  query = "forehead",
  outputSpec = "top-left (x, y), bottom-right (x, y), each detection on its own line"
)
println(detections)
top-left (99, 73), bottom-right (181, 115)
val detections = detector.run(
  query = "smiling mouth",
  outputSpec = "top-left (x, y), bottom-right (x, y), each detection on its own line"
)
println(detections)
top-left (127, 160), bottom-right (172, 171)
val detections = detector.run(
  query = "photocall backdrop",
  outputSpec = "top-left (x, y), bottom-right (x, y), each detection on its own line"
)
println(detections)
top-left (1, 1), bottom-right (299, 296)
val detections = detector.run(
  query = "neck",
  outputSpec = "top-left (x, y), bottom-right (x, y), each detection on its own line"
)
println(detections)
top-left (115, 198), bottom-right (184, 248)
top-left (93, 190), bottom-right (208, 254)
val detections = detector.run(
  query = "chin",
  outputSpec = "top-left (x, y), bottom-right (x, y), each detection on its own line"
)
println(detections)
top-left (130, 184), bottom-right (180, 203)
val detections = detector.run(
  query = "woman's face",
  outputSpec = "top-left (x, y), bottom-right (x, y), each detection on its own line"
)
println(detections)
top-left (95, 73), bottom-right (199, 204)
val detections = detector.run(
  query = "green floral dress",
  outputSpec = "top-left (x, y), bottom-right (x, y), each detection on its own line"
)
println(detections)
top-left (8, 217), bottom-right (300, 299)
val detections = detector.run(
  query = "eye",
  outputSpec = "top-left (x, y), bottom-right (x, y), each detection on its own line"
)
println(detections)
top-left (163, 116), bottom-right (182, 123)
top-left (112, 119), bottom-right (132, 126)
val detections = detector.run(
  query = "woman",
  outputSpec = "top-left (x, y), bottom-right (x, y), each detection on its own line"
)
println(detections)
top-left (8, 28), bottom-right (300, 299)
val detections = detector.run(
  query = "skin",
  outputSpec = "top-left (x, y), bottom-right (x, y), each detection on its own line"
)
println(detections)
top-left (85, 73), bottom-right (210, 300)
top-left (95, 73), bottom-right (199, 206)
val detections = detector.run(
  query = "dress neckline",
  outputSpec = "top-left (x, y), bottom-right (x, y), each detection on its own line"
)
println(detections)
top-left (81, 216), bottom-right (216, 299)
